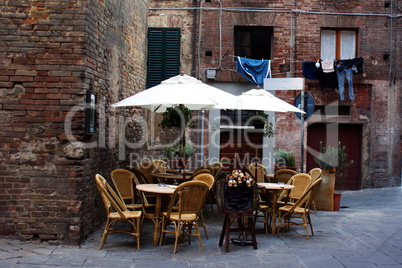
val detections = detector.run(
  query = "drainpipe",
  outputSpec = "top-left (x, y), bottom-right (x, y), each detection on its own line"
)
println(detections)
top-left (204, 0), bottom-right (223, 80)
top-left (191, 0), bottom-right (198, 78)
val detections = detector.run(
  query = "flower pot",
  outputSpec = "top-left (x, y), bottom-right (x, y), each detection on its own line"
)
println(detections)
top-left (333, 192), bottom-right (342, 211)
top-left (314, 169), bottom-right (336, 211)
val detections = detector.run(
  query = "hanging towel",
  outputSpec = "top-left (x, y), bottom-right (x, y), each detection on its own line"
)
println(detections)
top-left (236, 56), bottom-right (271, 85)
top-left (321, 61), bottom-right (335, 73)
top-left (302, 61), bottom-right (319, 80)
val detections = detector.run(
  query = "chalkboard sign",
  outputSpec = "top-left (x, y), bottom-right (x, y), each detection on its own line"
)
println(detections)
top-left (216, 177), bottom-right (259, 214)
top-left (224, 183), bottom-right (253, 211)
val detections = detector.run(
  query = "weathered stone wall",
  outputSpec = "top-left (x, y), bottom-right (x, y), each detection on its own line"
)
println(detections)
top-left (149, 0), bottom-right (401, 188)
top-left (0, 0), bottom-right (148, 244)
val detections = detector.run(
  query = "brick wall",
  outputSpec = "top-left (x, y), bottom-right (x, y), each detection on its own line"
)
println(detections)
top-left (0, 0), bottom-right (148, 244)
top-left (148, 0), bottom-right (401, 188)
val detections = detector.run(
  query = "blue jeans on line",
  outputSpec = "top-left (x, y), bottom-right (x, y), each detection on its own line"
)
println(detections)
top-left (336, 67), bottom-right (355, 101)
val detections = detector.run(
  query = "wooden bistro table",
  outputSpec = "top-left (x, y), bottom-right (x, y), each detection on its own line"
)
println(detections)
top-left (151, 172), bottom-right (191, 185)
top-left (136, 183), bottom-right (176, 245)
top-left (257, 182), bottom-right (295, 235)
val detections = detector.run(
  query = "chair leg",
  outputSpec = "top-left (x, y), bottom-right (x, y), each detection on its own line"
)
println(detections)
top-left (248, 216), bottom-right (257, 250)
top-left (135, 218), bottom-right (141, 251)
top-left (225, 216), bottom-right (231, 253)
top-left (199, 211), bottom-right (209, 240)
top-left (307, 213), bottom-right (314, 236)
top-left (99, 218), bottom-right (111, 249)
top-left (173, 221), bottom-right (181, 253)
top-left (194, 223), bottom-right (204, 252)
top-left (218, 214), bottom-right (227, 247)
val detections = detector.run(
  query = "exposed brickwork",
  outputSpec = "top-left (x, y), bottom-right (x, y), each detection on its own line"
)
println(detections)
top-left (0, 0), bottom-right (148, 244)
top-left (148, 0), bottom-right (401, 188)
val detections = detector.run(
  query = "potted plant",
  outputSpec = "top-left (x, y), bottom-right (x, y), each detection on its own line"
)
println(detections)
top-left (247, 111), bottom-right (274, 137)
top-left (160, 105), bottom-right (196, 129)
top-left (314, 141), bottom-right (354, 211)
top-left (164, 143), bottom-right (195, 169)
top-left (274, 148), bottom-right (297, 171)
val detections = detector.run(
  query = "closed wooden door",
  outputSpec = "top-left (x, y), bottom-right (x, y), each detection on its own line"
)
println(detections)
top-left (306, 123), bottom-right (362, 190)
top-left (220, 129), bottom-right (263, 170)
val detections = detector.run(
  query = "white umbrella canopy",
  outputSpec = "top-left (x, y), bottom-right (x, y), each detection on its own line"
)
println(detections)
top-left (112, 74), bottom-right (238, 112)
top-left (209, 88), bottom-right (305, 114)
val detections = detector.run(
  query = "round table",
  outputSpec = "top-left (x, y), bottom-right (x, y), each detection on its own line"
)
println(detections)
top-left (136, 184), bottom-right (176, 245)
top-left (151, 172), bottom-right (191, 184)
top-left (257, 183), bottom-right (295, 235)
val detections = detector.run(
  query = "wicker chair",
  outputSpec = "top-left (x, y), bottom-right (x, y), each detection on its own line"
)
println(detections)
top-left (138, 161), bottom-right (155, 183)
top-left (192, 173), bottom-right (215, 239)
top-left (94, 174), bottom-right (142, 250)
top-left (110, 169), bottom-right (142, 210)
top-left (277, 173), bottom-right (312, 206)
top-left (247, 163), bottom-right (270, 183)
top-left (308, 168), bottom-right (322, 182)
top-left (210, 162), bottom-right (223, 179)
top-left (151, 159), bottom-right (168, 173)
top-left (274, 169), bottom-right (297, 184)
top-left (159, 181), bottom-right (210, 253)
top-left (125, 167), bottom-right (157, 227)
top-left (307, 168), bottom-right (322, 212)
top-left (194, 165), bottom-right (215, 175)
top-left (277, 178), bottom-right (322, 239)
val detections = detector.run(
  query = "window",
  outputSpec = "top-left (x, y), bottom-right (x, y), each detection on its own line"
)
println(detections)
top-left (234, 26), bottom-right (273, 60)
top-left (147, 27), bottom-right (181, 88)
top-left (321, 29), bottom-right (357, 61)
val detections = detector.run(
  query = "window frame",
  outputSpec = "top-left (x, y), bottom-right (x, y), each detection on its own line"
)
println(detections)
top-left (234, 26), bottom-right (274, 60)
top-left (147, 27), bottom-right (181, 88)
top-left (320, 28), bottom-right (358, 61)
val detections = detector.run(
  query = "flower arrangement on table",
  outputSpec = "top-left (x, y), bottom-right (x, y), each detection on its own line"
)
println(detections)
top-left (227, 169), bottom-right (254, 187)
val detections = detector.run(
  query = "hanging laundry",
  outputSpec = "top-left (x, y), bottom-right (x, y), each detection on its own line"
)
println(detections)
top-left (317, 60), bottom-right (338, 91)
top-left (236, 56), bottom-right (271, 86)
top-left (321, 60), bottom-right (335, 73)
top-left (302, 61), bottom-right (319, 80)
top-left (335, 57), bottom-right (364, 101)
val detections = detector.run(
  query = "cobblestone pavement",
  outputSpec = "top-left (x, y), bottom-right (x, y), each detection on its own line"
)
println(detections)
top-left (1, 187), bottom-right (402, 267)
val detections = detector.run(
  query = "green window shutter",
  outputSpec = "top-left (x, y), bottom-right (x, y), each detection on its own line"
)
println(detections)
top-left (147, 27), bottom-right (181, 88)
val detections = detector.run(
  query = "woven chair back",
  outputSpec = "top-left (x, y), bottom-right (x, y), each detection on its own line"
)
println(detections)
top-left (308, 168), bottom-right (322, 182)
top-left (95, 174), bottom-right (128, 219)
top-left (189, 168), bottom-right (212, 180)
top-left (166, 181), bottom-right (209, 216)
top-left (210, 162), bottom-right (223, 178)
top-left (151, 159), bottom-right (168, 173)
top-left (274, 169), bottom-right (298, 184)
top-left (288, 178), bottom-right (322, 213)
top-left (248, 163), bottom-right (268, 183)
top-left (126, 166), bottom-right (149, 185)
top-left (304, 178), bottom-right (322, 209)
top-left (288, 173), bottom-right (312, 201)
top-left (138, 161), bottom-right (155, 183)
top-left (111, 169), bottom-right (135, 202)
top-left (192, 173), bottom-right (215, 189)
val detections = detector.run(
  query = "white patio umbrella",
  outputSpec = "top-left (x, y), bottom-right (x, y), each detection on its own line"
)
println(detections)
top-left (209, 88), bottom-right (305, 114)
top-left (208, 87), bottom-right (305, 178)
top-left (112, 73), bottom-right (238, 172)
top-left (112, 74), bottom-right (238, 112)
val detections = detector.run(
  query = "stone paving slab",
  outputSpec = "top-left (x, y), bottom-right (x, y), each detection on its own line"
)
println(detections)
top-left (1, 187), bottom-right (401, 267)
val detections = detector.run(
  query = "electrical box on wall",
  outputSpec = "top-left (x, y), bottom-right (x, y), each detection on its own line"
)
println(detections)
top-left (206, 69), bottom-right (216, 79)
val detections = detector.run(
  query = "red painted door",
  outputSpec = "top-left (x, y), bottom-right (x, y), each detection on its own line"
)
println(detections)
top-left (306, 123), bottom-right (362, 190)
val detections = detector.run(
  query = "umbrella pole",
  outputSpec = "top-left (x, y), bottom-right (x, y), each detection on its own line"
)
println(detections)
top-left (180, 104), bottom-right (187, 180)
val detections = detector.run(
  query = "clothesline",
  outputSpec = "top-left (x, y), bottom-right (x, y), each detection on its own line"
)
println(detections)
top-left (227, 54), bottom-right (373, 63)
